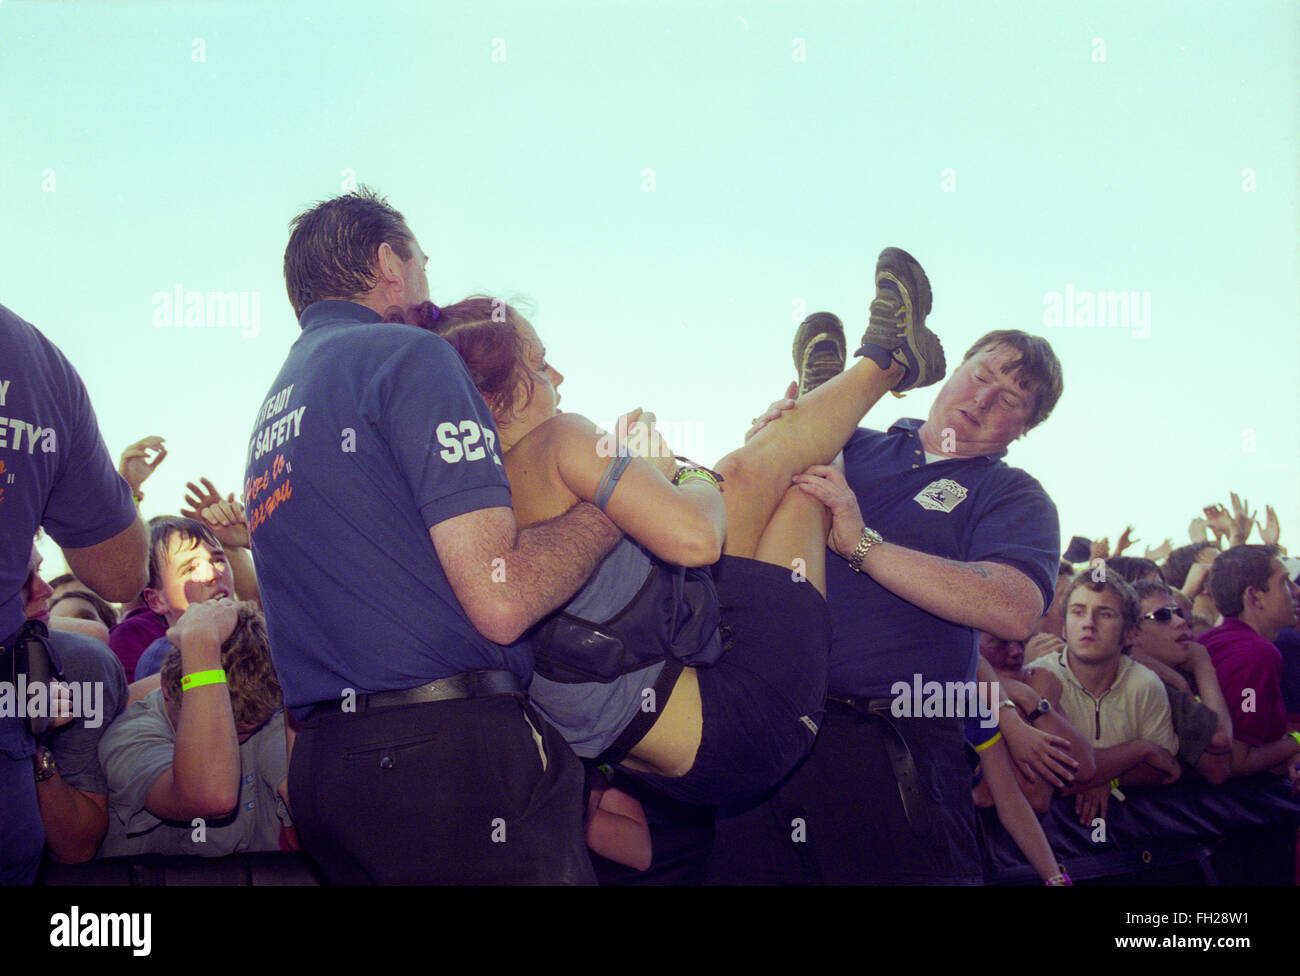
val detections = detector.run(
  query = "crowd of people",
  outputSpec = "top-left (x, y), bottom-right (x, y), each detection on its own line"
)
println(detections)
top-left (3, 188), bottom-right (1297, 886)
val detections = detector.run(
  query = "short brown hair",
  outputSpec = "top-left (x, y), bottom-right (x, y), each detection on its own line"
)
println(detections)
top-left (1162, 541), bottom-right (1220, 589)
top-left (147, 516), bottom-right (222, 592)
top-left (1132, 579), bottom-right (1176, 604)
top-left (283, 187), bottom-right (413, 318)
top-left (1209, 545), bottom-right (1281, 618)
top-left (961, 330), bottom-right (1063, 431)
top-left (1105, 556), bottom-right (1165, 584)
top-left (49, 589), bottom-right (119, 630)
top-left (161, 603), bottom-right (282, 730)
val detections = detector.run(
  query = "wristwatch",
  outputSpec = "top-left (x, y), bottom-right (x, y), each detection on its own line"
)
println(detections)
top-left (1024, 698), bottom-right (1052, 724)
top-left (847, 526), bottom-right (884, 573)
top-left (33, 746), bottom-right (57, 783)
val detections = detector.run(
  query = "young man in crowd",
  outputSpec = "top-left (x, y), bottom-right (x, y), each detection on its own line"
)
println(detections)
top-left (97, 600), bottom-right (289, 857)
top-left (130, 516), bottom-right (237, 681)
top-left (1025, 572), bottom-right (1182, 826)
top-left (1127, 579), bottom-right (1233, 783)
top-left (1201, 545), bottom-right (1300, 780)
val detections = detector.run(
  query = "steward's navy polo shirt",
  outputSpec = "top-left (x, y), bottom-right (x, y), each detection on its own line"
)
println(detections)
top-left (826, 419), bottom-right (1059, 699)
top-left (0, 305), bottom-right (136, 638)
top-left (245, 301), bottom-right (520, 716)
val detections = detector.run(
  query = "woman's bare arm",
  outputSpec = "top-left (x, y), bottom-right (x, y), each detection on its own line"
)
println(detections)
top-left (550, 413), bottom-right (725, 567)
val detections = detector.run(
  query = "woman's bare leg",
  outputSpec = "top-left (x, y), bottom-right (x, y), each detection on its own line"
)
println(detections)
top-left (624, 488), bottom-right (832, 780)
top-left (716, 356), bottom-right (902, 559)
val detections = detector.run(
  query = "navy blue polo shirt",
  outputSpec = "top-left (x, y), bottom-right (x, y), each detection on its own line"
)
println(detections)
top-left (826, 419), bottom-right (1059, 699)
top-left (1, 304), bottom-right (135, 885)
top-left (0, 305), bottom-right (136, 638)
top-left (245, 301), bottom-right (521, 716)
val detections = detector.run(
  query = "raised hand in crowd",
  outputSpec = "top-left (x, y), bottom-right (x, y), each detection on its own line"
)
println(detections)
top-left (1227, 492), bottom-right (1256, 547)
top-left (1202, 503), bottom-right (1232, 545)
top-left (180, 478), bottom-right (260, 609)
top-left (1089, 537), bottom-right (1109, 562)
top-left (1255, 504), bottom-right (1281, 549)
top-left (1143, 538), bottom-right (1173, 562)
top-left (1188, 517), bottom-right (1210, 543)
top-left (118, 435), bottom-right (167, 503)
top-left (182, 477), bottom-right (249, 549)
top-left (1182, 559), bottom-right (1212, 600)
top-left (1111, 525), bottom-right (1137, 558)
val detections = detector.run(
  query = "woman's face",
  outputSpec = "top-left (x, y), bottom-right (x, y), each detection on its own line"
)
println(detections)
top-left (503, 318), bottom-right (564, 440)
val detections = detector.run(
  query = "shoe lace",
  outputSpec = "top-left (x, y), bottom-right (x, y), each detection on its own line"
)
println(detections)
top-left (868, 296), bottom-right (905, 325)
top-left (867, 298), bottom-right (905, 342)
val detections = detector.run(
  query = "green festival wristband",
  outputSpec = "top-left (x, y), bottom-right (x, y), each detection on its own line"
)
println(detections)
top-left (181, 669), bottom-right (227, 691)
top-left (676, 470), bottom-right (719, 489)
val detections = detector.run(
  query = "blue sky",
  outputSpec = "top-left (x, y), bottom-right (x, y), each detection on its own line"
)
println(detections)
top-left (4, 0), bottom-right (1296, 571)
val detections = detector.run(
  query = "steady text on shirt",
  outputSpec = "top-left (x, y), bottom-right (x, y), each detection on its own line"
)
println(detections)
top-left (250, 384), bottom-right (306, 462)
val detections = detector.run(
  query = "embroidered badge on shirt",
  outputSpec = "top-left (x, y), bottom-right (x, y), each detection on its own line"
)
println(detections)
top-left (914, 478), bottom-right (969, 513)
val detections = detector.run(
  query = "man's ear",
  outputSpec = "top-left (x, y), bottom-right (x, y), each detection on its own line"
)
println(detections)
top-left (376, 242), bottom-right (402, 284)
top-left (143, 587), bottom-right (167, 616)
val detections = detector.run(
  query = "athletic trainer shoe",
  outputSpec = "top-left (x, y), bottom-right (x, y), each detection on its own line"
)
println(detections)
top-left (855, 247), bottom-right (945, 393)
top-left (792, 312), bottom-right (846, 397)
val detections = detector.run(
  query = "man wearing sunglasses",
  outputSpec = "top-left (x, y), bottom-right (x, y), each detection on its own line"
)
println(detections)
top-left (1128, 580), bottom-right (1233, 784)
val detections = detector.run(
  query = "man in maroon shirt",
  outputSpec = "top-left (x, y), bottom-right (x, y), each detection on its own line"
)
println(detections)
top-left (1201, 545), bottom-right (1300, 780)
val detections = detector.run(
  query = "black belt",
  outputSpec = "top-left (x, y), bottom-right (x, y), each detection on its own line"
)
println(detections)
top-left (308, 669), bottom-right (523, 718)
top-left (826, 695), bottom-right (931, 837)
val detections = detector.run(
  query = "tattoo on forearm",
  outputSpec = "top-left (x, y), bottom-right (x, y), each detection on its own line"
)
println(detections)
top-left (942, 559), bottom-right (992, 579)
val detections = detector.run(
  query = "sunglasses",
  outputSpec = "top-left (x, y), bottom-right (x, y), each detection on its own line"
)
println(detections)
top-left (1142, 606), bottom-right (1186, 624)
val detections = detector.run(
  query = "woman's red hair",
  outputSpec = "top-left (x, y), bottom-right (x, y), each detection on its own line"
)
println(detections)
top-left (383, 298), bottom-right (533, 422)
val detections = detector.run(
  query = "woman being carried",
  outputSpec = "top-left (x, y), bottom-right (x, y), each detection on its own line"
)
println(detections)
top-left (389, 248), bottom-right (945, 806)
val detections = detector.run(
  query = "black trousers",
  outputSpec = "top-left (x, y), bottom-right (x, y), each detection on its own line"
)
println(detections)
top-left (289, 692), bottom-right (595, 884)
top-left (705, 704), bottom-right (982, 884)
